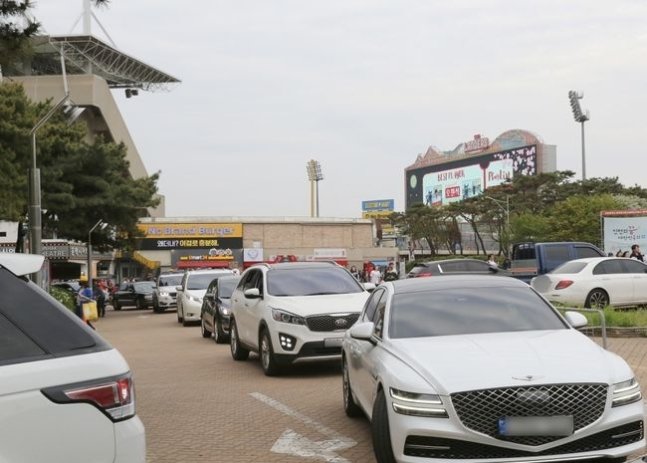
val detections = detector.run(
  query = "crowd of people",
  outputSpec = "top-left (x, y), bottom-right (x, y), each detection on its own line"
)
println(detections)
top-left (615, 244), bottom-right (644, 261)
top-left (349, 261), bottom-right (399, 284)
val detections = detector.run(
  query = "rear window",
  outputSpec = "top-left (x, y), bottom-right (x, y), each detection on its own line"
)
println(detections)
top-left (188, 272), bottom-right (228, 290)
top-left (267, 267), bottom-right (363, 296)
top-left (551, 261), bottom-right (587, 274)
top-left (389, 286), bottom-right (566, 338)
top-left (0, 268), bottom-right (110, 366)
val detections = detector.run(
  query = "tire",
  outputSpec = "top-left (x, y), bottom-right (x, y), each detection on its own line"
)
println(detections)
top-left (371, 388), bottom-right (397, 463)
top-left (200, 318), bottom-right (212, 338)
top-left (214, 315), bottom-right (228, 344)
top-left (113, 300), bottom-right (121, 311)
top-left (259, 328), bottom-right (280, 376)
top-left (177, 304), bottom-right (183, 323)
top-left (230, 320), bottom-right (249, 361)
top-left (585, 289), bottom-right (609, 309)
top-left (342, 357), bottom-right (363, 417)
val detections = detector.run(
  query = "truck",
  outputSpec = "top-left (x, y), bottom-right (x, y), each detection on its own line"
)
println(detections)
top-left (510, 241), bottom-right (605, 283)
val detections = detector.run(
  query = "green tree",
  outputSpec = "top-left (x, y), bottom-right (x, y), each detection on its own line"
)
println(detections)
top-left (0, 0), bottom-right (40, 73)
top-left (545, 194), bottom-right (622, 246)
top-left (0, 81), bottom-right (159, 250)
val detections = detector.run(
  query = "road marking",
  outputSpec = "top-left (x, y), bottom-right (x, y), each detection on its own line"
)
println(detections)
top-left (250, 392), bottom-right (356, 463)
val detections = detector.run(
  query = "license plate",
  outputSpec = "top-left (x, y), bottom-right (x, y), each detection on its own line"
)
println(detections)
top-left (498, 416), bottom-right (573, 436)
top-left (324, 337), bottom-right (343, 348)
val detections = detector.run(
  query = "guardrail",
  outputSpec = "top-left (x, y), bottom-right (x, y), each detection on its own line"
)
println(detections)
top-left (559, 307), bottom-right (607, 350)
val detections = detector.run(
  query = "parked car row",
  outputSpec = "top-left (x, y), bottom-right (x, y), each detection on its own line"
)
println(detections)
top-left (190, 259), bottom-right (646, 463)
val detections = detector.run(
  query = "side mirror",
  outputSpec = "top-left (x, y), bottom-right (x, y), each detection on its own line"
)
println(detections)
top-left (244, 288), bottom-right (261, 299)
top-left (175, 285), bottom-right (183, 292)
top-left (564, 311), bottom-right (588, 329)
top-left (349, 321), bottom-right (375, 341)
top-left (363, 282), bottom-right (376, 292)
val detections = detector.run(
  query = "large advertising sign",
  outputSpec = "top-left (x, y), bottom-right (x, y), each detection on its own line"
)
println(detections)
top-left (406, 145), bottom-right (537, 208)
top-left (171, 249), bottom-right (244, 267)
top-left (602, 212), bottom-right (647, 253)
top-left (137, 223), bottom-right (243, 251)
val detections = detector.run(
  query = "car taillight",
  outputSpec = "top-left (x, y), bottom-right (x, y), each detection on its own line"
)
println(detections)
top-left (41, 373), bottom-right (136, 422)
top-left (555, 280), bottom-right (574, 290)
top-left (416, 272), bottom-right (433, 278)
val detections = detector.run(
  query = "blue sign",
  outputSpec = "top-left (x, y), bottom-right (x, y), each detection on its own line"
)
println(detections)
top-left (362, 199), bottom-right (395, 211)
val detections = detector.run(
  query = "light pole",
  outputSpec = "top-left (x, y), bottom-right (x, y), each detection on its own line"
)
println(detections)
top-left (568, 90), bottom-right (590, 181)
top-left (28, 50), bottom-right (84, 287)
top-left (483, 195), bottom-right (510, 255)
top-left (87, 220), bottom-right (106, 289)
top-left (306, 160), bottom-right (323, 217)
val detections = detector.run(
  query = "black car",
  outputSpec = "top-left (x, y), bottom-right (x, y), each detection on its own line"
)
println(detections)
top-left (112, 281), bottom-right (156, 310)
top-left (406, 258), bottom-right (509, 278)
top-left (200, 275), bottom-right (241, 343)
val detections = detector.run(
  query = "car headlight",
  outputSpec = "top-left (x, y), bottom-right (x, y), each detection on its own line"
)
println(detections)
top-left (389, 388), bottom-right (448, 417)
top-left (159, 291), bottom-right (169, 297)
top-left (188, 295), bottom-right (202, 303)
top-left (219, 306), bottom-right (230, 316)
top-left (612, 378), bottom-right (642, 407)
top-left (271, 308), bottom-right (306, 325)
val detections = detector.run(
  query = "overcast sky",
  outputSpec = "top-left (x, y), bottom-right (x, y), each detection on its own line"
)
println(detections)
top-left (32, 0), bottom-right (647, 218)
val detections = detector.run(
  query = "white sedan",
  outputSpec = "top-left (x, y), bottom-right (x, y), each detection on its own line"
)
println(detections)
top-left (531, 257), bottom-right (647, 308)
top-left (342, 275), bottom-right (644, 463)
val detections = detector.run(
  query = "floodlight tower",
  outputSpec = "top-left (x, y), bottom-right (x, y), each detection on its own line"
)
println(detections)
top-left (568, 90), bottom-right (590, 180)
top-left (306, 160), bottom-right (323, 217)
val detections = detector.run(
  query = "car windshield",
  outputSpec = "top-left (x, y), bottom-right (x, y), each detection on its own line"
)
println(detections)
top-left (158, 274), bottom-right (183, 287)
top-left (188, 273), bottom-right (226, 290)
top-left (267, 267), bottom-right (363, 296)
top-left (133, 282), bottom-right (155, 293)
top-left (389, 286), bottom-right (567, 339)
top-left (218, 278), bottom-right (239, 298)
top-left (551, 261), bottom-right (587, 274)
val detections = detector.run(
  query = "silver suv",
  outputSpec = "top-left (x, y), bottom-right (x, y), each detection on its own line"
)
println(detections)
top-left (152, 272), bottom-right (184, 313)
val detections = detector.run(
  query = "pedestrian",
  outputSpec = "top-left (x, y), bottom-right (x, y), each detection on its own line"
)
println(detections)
top-left (487, 254), bottom-right (498, 268)
top-left (369, 265), bottom-right (382, 285)
top-left (383, 262), bottom-right (398, 281)
top-left (622, 251), bottom-right (630, 257)
top-left (93, 280), bottom-right (106, 318)
top-left (349, 265), bottom-right (360, 281)
top-left (630, 244), bottom-right (644, 262)
top-left (76, 278), bottom-right (96, 329)
top-left (615, 250), bottom-right (623, 257)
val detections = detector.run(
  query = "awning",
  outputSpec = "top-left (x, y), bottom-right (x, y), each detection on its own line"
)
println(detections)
top-left (176, 261), bottom-right (229, 269)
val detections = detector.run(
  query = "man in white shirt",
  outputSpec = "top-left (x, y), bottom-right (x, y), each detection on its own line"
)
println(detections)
top-left (369, 266), bottom-right (382, 285)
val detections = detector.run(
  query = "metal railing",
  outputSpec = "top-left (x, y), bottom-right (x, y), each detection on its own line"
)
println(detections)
top-left (560, 307), bottom-right (607, 349)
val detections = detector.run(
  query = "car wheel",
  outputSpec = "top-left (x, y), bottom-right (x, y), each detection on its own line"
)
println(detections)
top-left (177, 304), bottom-right (183, 323)
top-left (214, 316), bottom-right (228, 344)
top-left (200, 318), bottom-right (212, 338)
top-left (230, 320), bottom-right (249, 361)
top-left (342, 357), bottom-right (362, 417)
top-left (371, 388), bottom-right (397, 463)
top-left (113, 300), bottom-right (121, 311)
top-left (259, 328), bottom-right (280, 376)
top-left (585, 289), bottom-right (609, 308)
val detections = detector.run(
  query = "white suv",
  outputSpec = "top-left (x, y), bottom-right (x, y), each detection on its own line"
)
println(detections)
top-left (176, 268), bottom-right (233, 326)
top-left (0, 254), bottom-right (145, 462)
top-left (229, 262), bottom-right (372, 375)
top-left (152, 272), bottom-right (183, 313)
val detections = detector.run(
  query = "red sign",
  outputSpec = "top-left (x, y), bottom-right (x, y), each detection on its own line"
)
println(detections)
top-left (445, 186), bottom-right (461, 198)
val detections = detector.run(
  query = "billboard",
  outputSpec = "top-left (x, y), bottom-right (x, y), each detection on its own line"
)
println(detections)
top-left (406, 145), bottom-right (537, 208)
top-left (361, 199), bottom-right (394, 219)
top-left (601, 211), bottom-right (647, 253)
top-left (137, 222), bottom-right (243, 250)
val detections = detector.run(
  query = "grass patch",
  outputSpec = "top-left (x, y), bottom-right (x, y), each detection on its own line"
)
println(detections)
top-left (558, 307), bottom-right (647, 328)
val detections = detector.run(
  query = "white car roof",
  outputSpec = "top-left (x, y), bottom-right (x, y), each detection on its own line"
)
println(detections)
top-left (0, 253), bottom-right (45, 276)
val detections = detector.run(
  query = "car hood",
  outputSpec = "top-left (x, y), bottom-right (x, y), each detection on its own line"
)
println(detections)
top-left (388, 330), bottom-right (632, 394)
top-left (267, 292), bottom-right (369, 316)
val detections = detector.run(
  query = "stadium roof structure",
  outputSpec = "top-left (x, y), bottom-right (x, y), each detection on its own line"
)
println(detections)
top-left (28, 35), bottom-right (180, 92)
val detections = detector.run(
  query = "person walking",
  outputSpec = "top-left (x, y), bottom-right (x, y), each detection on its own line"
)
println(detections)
top-left (630, 244), bottom-right (644, 262)
top-left (383, 262), bottom-right (399, 282)
top-left (349, 265), bottom-right (361, 281)
top-left (487, 254), bottom-right (498, 268)
top-left (76, 278), bottom-right (96, 328)
top-left (369, 265), bottom-right (382, 285)
top-left (93, 280), bottom-right (106, 318)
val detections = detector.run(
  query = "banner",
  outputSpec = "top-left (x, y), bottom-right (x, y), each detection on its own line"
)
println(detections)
top-left (137, 223), bottom-right (242, 239)
top-left (603, 216), bottom-right (647, 253)
top-left (140, 237), bottom-right (243, 250)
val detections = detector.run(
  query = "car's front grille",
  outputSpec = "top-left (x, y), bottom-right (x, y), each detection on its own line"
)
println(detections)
top-left (306, 313), bottom-right (359, 332)
top-left (404, 420), bottom-right (643, 459)
top-left (451, 383), bottom-right (608, 446)
top-left (169, 292), bottom-right (176, 297)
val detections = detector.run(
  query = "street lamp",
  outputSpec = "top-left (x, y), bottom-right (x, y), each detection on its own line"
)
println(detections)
top-left (29, 49), bottom-right (84, 287)
top-left (306, 160), bottom-right (323, 217)
top-left (483, 195), bottom-right (510, 255)
top-left (88, 220), bottom-right (107, 289)
top-left (568, 90), bottom-right (590, 181)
